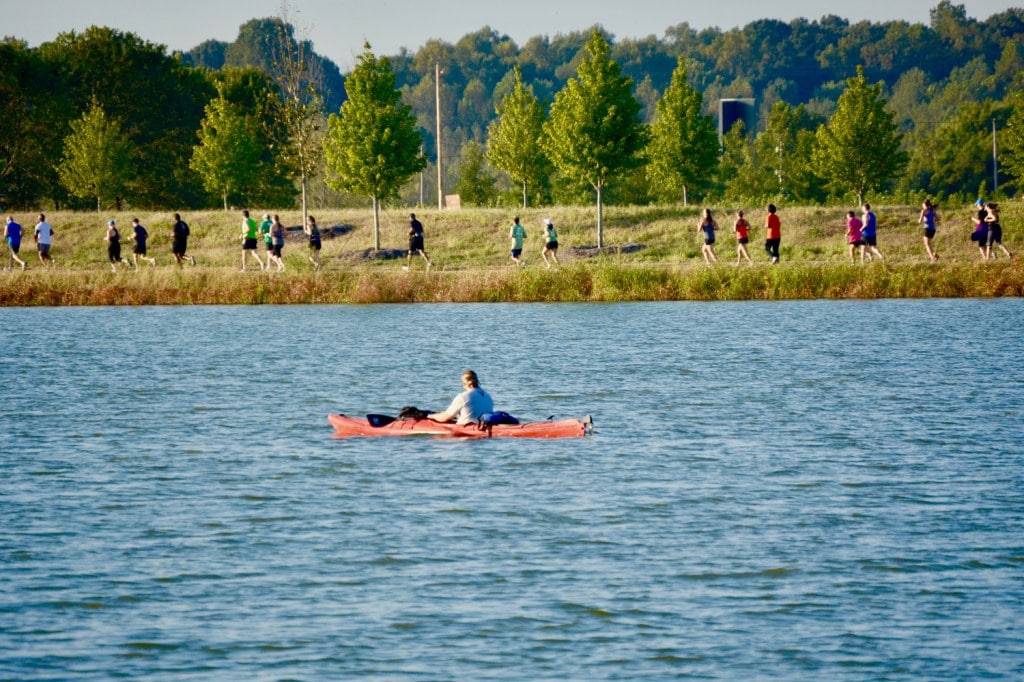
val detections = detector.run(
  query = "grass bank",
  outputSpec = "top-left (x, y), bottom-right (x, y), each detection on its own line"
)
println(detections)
top-left (1, 203), bottom-right (1021, 304)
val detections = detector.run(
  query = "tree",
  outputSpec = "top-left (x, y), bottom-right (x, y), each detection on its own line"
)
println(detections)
top-left (751, 102), bottom-right (824, 203)
top-left (646, 58), bottom-right (719, 205)
top-left (57, 99), bottom-right (135, 211)
top-left (486, 66), bottom-right (549, 208)
top-left (40, 26), bottom-right (212, 208)
top-left (543, 31), bottom-right (647, 247)
top-left (213, 66), bottom-right (296, 207)
top-left (267, 10), bottom-right (326, 223)
top-left (324, 44), bottom-right (425, 250)
top-left (812, 66), bottom-right (907, 203)
top-left (0, 39), bottom-right (64, 207)
top-left (1003, 87), bottom-right (1024, 192)
top-left (190, 88), bottom-right (265, 210)
top-left (455, 141), bottom-right (497, 206)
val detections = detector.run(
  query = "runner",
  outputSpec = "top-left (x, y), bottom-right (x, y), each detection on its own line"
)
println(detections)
top-left (509, 216), bottom-right (526, 266)
top-left (540, 218), bottom-right (559, 268)
top-left (733, 211), bottom-right (753, 265)
top-left (171, 213), bottom-right (196, 266)
top-left (104, 219), bottom-right (131, 271)
top-left (697, 208), bottom-right (718, 265)
top-left (765, 204), bottom-right (781, 264)
top-left (846, 210), bottom-right (865, 264)
top-left (34, 213), bottom-right (55, 266)
top-left (305, 215), bottom-right (322, 271)
top-left (129, 218), bottom-right (157, 267)
top-left (861, 203), bottom-right (883, 262)
top-left (918, 199), bottom-right (939, 262)
top-left (240, 209), bottom-right (265, 271)
top-left (4, 216), bottom-right (27, 271)
top-left (404, 213), bottom-right (432, 271)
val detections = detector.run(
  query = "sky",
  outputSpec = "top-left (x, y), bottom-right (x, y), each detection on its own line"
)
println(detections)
top-left (1, 0), bottom-right (1018, 70)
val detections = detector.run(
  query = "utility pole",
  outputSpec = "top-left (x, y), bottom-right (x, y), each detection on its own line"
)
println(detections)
top-left (992, 118), bottom-right (999, 194)
top-left (436, 64), bottom-right (444, 210)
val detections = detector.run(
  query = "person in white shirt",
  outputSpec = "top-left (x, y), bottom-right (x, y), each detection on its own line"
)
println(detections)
top-left (428, 370), bottom-right (494, 425)
top-left (34, 213), bottom-right (55, 265)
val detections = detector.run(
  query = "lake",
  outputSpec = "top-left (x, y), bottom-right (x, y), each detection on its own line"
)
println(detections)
top-left (1, 300), bottom-right (1022, 679)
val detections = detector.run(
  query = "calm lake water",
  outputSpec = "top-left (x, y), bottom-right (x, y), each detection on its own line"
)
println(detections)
top-left (1, 300), bottom-right (1022, 680)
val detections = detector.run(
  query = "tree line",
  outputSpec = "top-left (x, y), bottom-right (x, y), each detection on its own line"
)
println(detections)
top-left (2, 2), bottom-right (1024, 228)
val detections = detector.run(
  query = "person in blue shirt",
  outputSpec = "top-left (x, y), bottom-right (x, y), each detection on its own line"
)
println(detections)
top-left (697, 208), bottom-right (719, 265)
top-left (4, 216), bottom-right (27, 270)
top-left (861, 203), bottom-right (883, 262)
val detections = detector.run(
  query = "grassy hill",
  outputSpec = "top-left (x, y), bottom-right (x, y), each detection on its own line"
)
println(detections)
top-left (2, 202), bottom-right (1021, 304)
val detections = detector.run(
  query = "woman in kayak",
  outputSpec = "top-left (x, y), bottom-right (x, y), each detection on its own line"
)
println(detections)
top-left (428, 370), bottom-right (494, 425)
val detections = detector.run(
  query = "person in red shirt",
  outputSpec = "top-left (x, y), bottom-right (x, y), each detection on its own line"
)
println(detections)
top-left (733, 210), bottom-right (753, 264)
top-left (765, 204), bottom-right (781, 264)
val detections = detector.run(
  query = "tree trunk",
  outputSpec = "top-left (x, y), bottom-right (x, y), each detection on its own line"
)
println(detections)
top-left (223, 193), bottom-right (229, 211)
top-left (596, 182), bottom-right (604, 249)
top-left (522, 181), bottom-right (528, 209)
top-left (373, 195), bottom-right (381, 251)
top-left (682, 185), bottom-right (688, 207)
top-left (301, 172), bottom-right (309, 227)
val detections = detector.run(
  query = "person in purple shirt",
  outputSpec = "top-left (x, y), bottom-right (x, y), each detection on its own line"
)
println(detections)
top-left (4, 216), bottom-right (27, 270)
top-left (918, 199), bottom-right (939, 262)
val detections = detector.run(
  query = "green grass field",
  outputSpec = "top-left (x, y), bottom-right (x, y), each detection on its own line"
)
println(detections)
top-left (2, 202), bottom-right (1021, 304)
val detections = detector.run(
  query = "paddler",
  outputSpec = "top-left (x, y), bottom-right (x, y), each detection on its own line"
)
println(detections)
top-left (428, 370), bottom-right (494, 425)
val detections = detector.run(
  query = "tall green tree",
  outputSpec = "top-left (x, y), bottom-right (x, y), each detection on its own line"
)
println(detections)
top-left (455, 141), bottom-right (498, 206)
top-left (57, 100), bottom-right (135, 211)
top-left (324, 44), bottom-right (425, 250)
top-left (752, 102), bottom-right (824, 202)
top-left (543, 31), bottom-right (647, 247)
top-left (646, 58), bottom-right (719, 205)
top-left (486, 66), bottom-right (549, 209)
top-left (268, 11), bottom-right (327, 222)
top-left (1002, 87), bottom-right (1024, 192)
top-left (907, 98), bottom-right (1011, 197)
top-left (0, 39), bottom-right (64, 206)
top-left (213, 66), bottom-right (296, 207)
top-left (812, 66), bottom-right (908, 203)
top-left (40, 26), bottom-right (212, 208)
top-left (190, 88), bottom-right (265, 210)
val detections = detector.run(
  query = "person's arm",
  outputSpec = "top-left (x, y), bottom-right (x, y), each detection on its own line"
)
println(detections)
top-left (429, 394), bottom-right (463, 422)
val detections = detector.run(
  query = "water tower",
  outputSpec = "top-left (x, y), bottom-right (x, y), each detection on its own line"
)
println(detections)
top-left (719, 98), bottom-right (756, 141)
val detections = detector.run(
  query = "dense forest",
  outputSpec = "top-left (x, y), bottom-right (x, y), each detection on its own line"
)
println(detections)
top-left (2, 1), bottom-right (1023, 212)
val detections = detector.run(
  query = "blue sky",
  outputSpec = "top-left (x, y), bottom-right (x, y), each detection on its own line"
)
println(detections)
top-left (2, 0), bottom-right (1017, 69)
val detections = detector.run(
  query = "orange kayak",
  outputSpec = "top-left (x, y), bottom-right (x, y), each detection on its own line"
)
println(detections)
top-left (328, 413), bottom-right (592, 439)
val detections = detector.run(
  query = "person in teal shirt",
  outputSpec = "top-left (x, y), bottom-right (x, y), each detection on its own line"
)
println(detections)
top-left (540, 217), bottom-right (559, 268)
top-left (509, 216), bottom-right (527, 266)
top-left (259, 212), bottom-right (274, 261)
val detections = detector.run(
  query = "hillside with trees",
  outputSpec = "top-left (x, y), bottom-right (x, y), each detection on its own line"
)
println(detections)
top-left (1, 1), bottom-right (1022, 214)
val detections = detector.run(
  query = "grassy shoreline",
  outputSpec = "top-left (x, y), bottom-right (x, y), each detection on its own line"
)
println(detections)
top-left (2, 204), bottom-right (1021, 304)
top-left (2, 262), bottom-right (1022, 305)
